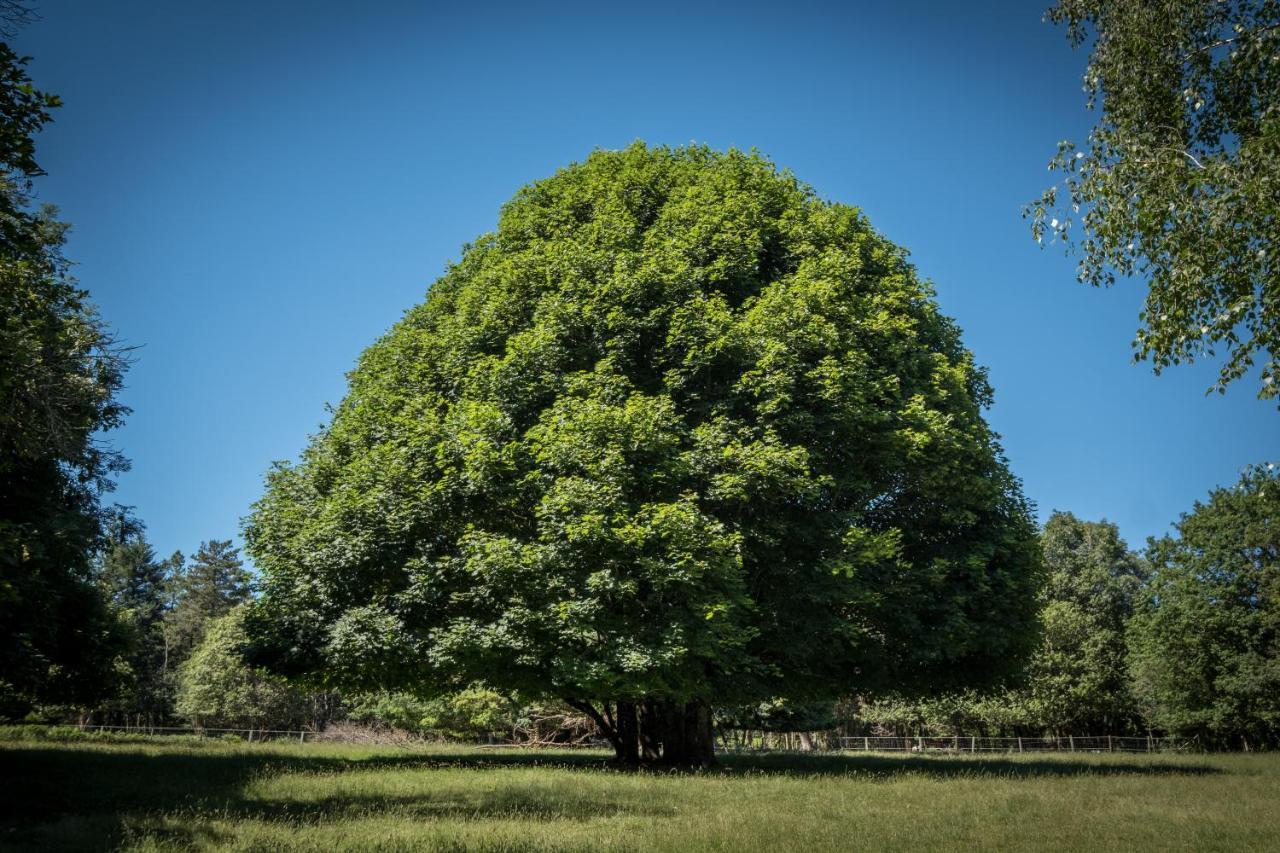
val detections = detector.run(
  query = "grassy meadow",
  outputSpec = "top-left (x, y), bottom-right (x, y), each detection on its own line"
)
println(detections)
top-left (2, 734), bottom-right (1278, 852)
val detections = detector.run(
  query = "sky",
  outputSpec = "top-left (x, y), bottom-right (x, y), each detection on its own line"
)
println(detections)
top-left (14, 0), bottom-right (1276, 561)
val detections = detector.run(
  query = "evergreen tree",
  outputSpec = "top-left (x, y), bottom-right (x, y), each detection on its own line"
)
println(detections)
top-left (165, 540), bottom-right (251, 663)
top-left (94, 514), bottom-right (173, 723)
top-left (0, 40), bottom-right (130, 719)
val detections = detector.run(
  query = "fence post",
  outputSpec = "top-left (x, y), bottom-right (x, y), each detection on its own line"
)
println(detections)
top-left (864, 737), bottom-right (869, 752)
top-left (1108, 735), bottom-right (1113, 752)
top-left (299, 730), bottom-right (306, 743)
top-left (1018, 737), bottom-right (1023, 753)
top-left (917, 735), bottom-right (923, 752)
top-left (1069, 735), bottom-right (1074, 752)
top-left (1147, 734), bottom-right (1153, 753)
top-left (971, 736), bottom-right (976, 753)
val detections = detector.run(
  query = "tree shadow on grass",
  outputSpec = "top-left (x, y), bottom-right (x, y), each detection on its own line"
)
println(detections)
top-left (0, 743), bottom-right (1219, 851)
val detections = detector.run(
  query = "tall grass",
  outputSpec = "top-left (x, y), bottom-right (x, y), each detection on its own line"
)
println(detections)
top-left (2, 736), bottom-right (1277, 851)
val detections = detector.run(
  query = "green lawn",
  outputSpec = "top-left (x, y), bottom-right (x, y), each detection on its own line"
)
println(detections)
top-left (3, 736), bottom-right (1277, 852)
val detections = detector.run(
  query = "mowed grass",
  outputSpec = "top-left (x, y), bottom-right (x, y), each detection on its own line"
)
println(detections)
top-left (2, 737), bottom-right (1278, 852)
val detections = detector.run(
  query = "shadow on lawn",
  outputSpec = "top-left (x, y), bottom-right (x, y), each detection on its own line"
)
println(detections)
top-left (0, 743), bottom-right (1219, 851)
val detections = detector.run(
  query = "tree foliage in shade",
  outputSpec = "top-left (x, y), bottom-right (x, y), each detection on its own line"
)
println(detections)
top-left (1028, 0), bottom-right (1280, 400)
top-left (176, 607), bottom-right (306, 731)
top-left (94, 515), bottom-right (174, 722)
top-left (0, 42), bottom-right (129, 718)
top-left (1027, 511), bottom-right (1145, 732)
top-left (246, 144), bottom-right (1042, 765)
top-left (1128, 463), bottom-right (1280, 748)
top-left (843, 513), bottom-right (1147, 738)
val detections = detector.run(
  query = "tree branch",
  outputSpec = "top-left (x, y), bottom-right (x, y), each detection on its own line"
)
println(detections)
top-left (564, 698), bottom-right (620, 752)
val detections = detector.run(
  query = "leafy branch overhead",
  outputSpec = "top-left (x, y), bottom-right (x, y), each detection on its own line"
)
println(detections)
top-left (1028, 0), bottom-right (1280, 400)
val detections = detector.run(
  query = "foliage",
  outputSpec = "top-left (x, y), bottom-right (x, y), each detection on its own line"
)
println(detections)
top-left (848, 513), bottom-right (1146, 737)
top-left (164, 539), bottom-right (251, 663)
top-left (93, 516), bottom-right (176, 722)
top-left (246, 143), bottom-right (1042, 766)
top-left (0, 41), bottom-right (129, 718)
top-left (1025, 511), bottom-right (1146, 732)
top-left (0, 724), bottom-right (227, 746)
top-left (1028, 0), bottom-right (1280, 400)
top-left (347, 687), bottom-right (514, 740)
top-left (719, 698), bottom-right (839, 733)
top-left (343, 691), bottom-right (433, 734)
top-left (1129, 463), bottom-right (1280, 748)
top-left (176, 607), bottom-right (306, 730)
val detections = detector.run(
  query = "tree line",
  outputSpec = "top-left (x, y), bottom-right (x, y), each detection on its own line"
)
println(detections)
top-left (40, 460), bottom-right (1280, 754)
top-left (828, 465), bottom-right (1278, 751)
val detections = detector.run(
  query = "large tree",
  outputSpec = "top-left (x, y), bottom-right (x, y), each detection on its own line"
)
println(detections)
top-left (1129, 463), bottom-right (1279, 749)
top-left (0, 41), bottom-right (130, 718)
top-left (246, 144), bottom-right (1042, 766)
top-left (1028, 0), bottom-right (1280, 400)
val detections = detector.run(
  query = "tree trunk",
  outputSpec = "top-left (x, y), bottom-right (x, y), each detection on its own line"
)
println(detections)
top-left (639, 700), bottom-right (663, 763)
top-left (645, 699), bottom-right (716, 767)
top-left (615, 701), bottom-right (640, 765)
top-left (571, 697), bottom-right (715, 767)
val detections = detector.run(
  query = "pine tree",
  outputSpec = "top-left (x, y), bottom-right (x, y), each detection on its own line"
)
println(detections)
top-left (94, 515), bottom-right (172, 723)
top-left (165, 540), bottom-right (251, 664)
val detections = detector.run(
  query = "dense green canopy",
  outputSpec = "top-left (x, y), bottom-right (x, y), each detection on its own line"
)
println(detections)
top-left (1129, 463), bottom-right (1279, 749)
top-left (0, 42), bottom-right (129, 717)
top-left (246, 144), bottom-right (1041, 760)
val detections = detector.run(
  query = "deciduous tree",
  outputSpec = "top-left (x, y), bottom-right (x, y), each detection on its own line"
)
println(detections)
top-left (176, 607), bottom-right (305, 732)
top-left (1129, 463), bottom-right (1279, 749)
top-left (247, 144), bottom-right (1042, 765)
top-left (1026, 512), bottom-right (1146, 733)
top-left (0, 42), bottom-right (129, 718)
top-left (1028, 0), bottom-right (1280, 400)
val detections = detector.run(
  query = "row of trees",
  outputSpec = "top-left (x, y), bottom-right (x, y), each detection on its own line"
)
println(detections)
top-left (152, 460), bottom-right (1278, 751)
top-left (89, 529), bottom-right (251, 726)
top-left (838, 464), bottom-right (1279, 751)
top-left (34, 457), bottom-right (1271, 752)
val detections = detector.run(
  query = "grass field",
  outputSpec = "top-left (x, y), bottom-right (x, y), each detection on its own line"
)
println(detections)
top-left (3, 735), bottom-right (1278, 852)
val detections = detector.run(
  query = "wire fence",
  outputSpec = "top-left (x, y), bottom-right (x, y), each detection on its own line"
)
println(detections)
top-left (830, 735), bottom-right (1179, 754)
top-left (67, 725), bottom-right (1181, 754)
top-left (75, 724), bottom-right (315, 742)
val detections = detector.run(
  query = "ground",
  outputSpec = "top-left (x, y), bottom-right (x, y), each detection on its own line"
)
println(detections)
top-left (2, 735), bottom-right (1278, 851)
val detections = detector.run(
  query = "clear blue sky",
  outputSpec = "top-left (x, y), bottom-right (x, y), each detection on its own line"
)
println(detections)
top-left (15, 0), bottom-right (1276, 561)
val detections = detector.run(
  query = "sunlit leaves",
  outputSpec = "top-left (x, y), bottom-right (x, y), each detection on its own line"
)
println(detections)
top-left (246, 144), bottom-right (1041, 710)
top-left (1029, 0), bottom-right (1280, 400)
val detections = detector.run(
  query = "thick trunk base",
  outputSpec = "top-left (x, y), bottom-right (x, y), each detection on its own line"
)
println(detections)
top-left (646, 699), bottom-right (715, 767)
top-left (569, 697), bottom-right (716, 768)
